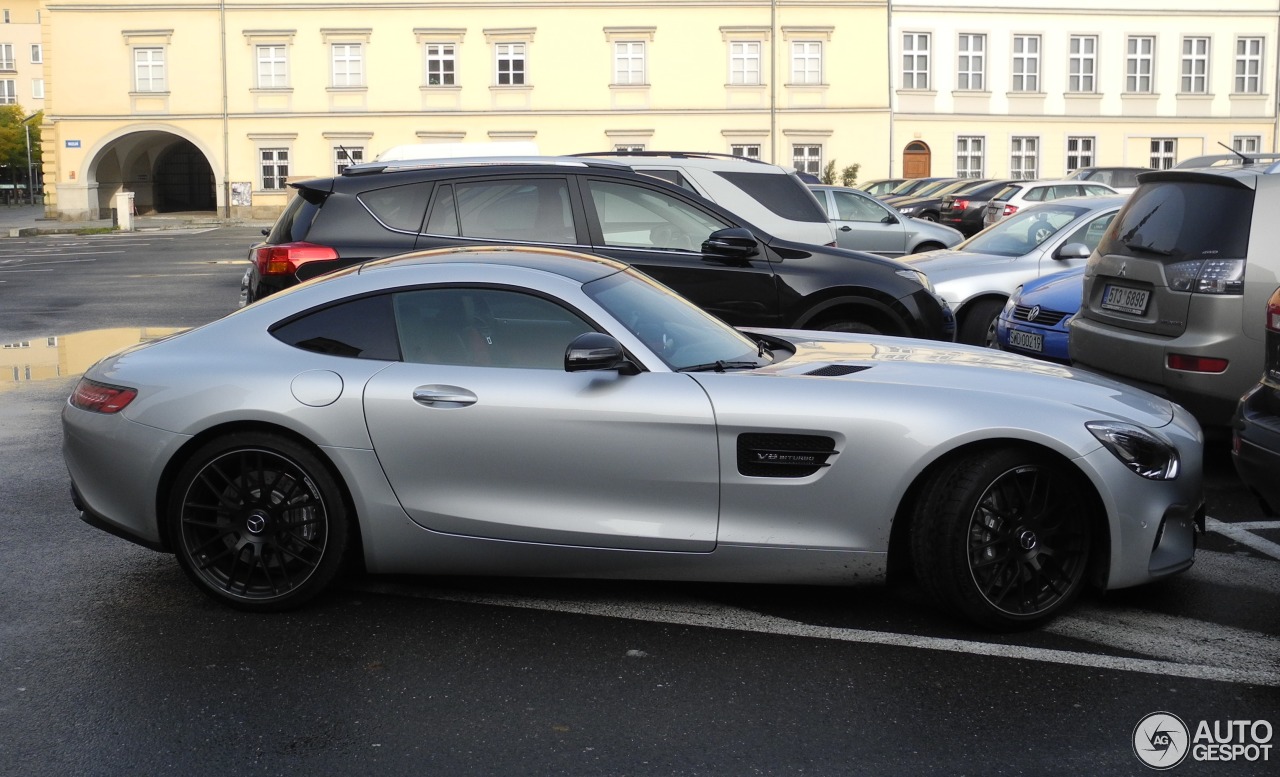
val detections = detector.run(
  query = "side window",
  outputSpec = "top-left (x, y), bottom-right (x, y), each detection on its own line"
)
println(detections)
top-left (1084, 184), bottom-right (1112, 196)
top-left (424, 184), bottom-right (459, 236)
top-left (394, 288), bottom-right (595, 369)
top-left (1063, 212), bottom-right (1117, 252)
top-left (831, 190), bottom-right (889, 223)
top-left (1024, 187), bottom-right (1046, 202)
top-left (357, 182), bottom-right (434, 232)
top-left (586, 179), bottom-right (730, 251)
top-left (637, 168), bottom-right (698, 194)
top-left (271, 294), bottom-right (400, 360)
top-left (454, 179), bottom-right (575, 244)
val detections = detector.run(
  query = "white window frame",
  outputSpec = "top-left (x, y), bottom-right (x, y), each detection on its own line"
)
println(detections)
top-left (0, 44), bottom-right (14, 72)
top-left (29, 43), bottom-right (40, 64)
top-left (30, 78), bottom-right (42, 99)
top-left (613, 144), bottom-right (645, 152)
top-left (957, 33), bottom-right (985, 91)
top-left (495, 42), bottom-right (526, 86)
top-left (334, 146), bottom-right (364, 175)
top-left (1235, 37), bottom-right (1264, 94)
top-left (614, 41), bottom-right (646, 85)
top-left (1010, 136), bottom-right (1039, 179)
top-left (792, 144), bottom-right (822, 176)
top-left (1233, 135), bottom-right (1261, 154)
top-left (425, 42), bottom-right (456, 86)
top-left (1126, 36), bottom-right (1154, 94)
top-left (331, 42), bottom-right (364, 88)
top-left (1066, 136), bottom-right (1095, 172)
top-left (0, 79), bottom-right (14, 105)
top-left (1011, 35), bottom-right (1040, 92)
top-left (1068, 35), bottom-right (1096, 93)
top-left (731, 144), bottom-right (761, 159)
top-left (260, 148), bottom-right (290, 190)
top-left (957, 136), bottom-right (985, 178)
top-left (133, 47), bottom-right (166, 92)
top-left (790, 40), bottom-right (822, 85)
top-left (1181, 37), bottom-right (1209, 94)
top-left (729, 40), bottom-right (761, 85)
top-left (1151, 138), bottom-right (1176, 169)
top-left (256, 44), bottom-right (288, 89)
top-left (902, 32), bottom-right (930, 90)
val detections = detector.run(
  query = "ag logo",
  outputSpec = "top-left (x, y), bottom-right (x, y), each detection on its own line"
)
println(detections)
top-left (1133, 712), bottom-right (1190, 769)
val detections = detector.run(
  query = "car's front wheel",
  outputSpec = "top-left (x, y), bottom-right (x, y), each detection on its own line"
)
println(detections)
top-left (910, 447), bottom-right (1094, 630)
top-left (958, 299), bottom-right (1005, 346)
top-left (167, 432), bottom-right (351, 611)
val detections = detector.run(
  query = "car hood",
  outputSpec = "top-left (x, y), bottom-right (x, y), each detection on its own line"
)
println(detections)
top-left (897, 248), bottom-right (1017, 280)
top-left (747, 331), bottom-right (1175, 427)
top-left (1019, 267), bottom-right (1085, 313)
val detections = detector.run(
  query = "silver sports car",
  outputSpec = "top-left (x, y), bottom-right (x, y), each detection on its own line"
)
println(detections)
top-left (63, 246), bottom-right (1205, 630)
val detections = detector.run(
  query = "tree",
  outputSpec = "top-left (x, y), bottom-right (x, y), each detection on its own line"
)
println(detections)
top-left (841, 163), bottom-right (860, 187)
top-left (0, 105), bottom-right (42, 202)
top-left (821, 160), bottom-right (838, 185)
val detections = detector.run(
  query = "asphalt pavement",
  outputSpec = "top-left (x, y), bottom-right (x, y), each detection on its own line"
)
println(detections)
top-left (0, 202), bottom-right (271, 235)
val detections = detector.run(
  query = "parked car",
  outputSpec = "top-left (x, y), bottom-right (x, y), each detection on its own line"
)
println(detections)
top-left (983, 180), bottom-right (1119, 229)
top-left (903, 196), bottom-right (1124, 345)
top-left (940, 180), bottom-right (1018, 237)
top-left (881, 178), bottom-right (962, 206)
top-left (895, 178), bottom-right (993, 222)
top-left (242, 156), bottom-right (954, 340)
top-left (881, 177), bottom-right (954, 201)
top-left (572, 151), bottom-right (836, 246)
top-left (859, 178), bottom-right (906, 197)
top-left (1232, 286), bottom-right (1280, 515)
top-left (809, 184), bottom-right (964, 257)
top-left (994, 267), bottom-right (1085, 364)
top-left (65, 245), bottom-right (1205, 630)
top-left (1070, 158), bottom-right (1280, 429)
top-left (1065, 167), bottom-right (1154, 194)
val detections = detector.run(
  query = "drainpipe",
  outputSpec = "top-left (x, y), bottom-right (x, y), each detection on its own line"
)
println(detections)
top-left (220, 0), bottom-right (230, 218)
top-left (886, 1), bottom-right (895, 176)
top-left (770, 0), bottom-right (777, 164)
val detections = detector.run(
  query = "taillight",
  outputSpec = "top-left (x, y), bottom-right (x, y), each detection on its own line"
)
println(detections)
top-left (253, 242), bottom-right (340, 277)
top-left (1166, 258), bottom-right (1245, 295)
top-left (70, 378), bottom-right (137, 414)
top-left (953, 198), bottom-right (970, 210)
top-left (1267, 288), bottom-right (1280, 332)
top-left (1002, 204), bottom-right (1019, 217)
top-left (1167, 354), bottom-right (1228, 373)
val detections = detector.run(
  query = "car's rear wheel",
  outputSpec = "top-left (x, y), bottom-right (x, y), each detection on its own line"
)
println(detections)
top-left (910, 241), bottom-right (945, 254)
top-left (958, 299), bottom-right (1005, 346)
top-left (168, 432), bottom-right (350, 611)
top-left (910, 448), bottom-right (1094, 630)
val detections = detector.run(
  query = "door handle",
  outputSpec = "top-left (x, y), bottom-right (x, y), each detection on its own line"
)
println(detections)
top-left (412, 385), bottom-right (477, 407)
top-left (839, 225), bottom-right (852, 232)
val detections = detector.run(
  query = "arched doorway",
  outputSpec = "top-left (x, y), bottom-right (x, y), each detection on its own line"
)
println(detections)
top-left (154, 140), bottom-right (215, 212)
top-left (78, 129), bottom-right (220, 218)
top-left (903, 141), bottom-right (932, 178)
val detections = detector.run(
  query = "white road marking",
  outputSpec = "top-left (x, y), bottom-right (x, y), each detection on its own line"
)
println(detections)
top-left (1207, 517), bottom-right (1280, 560)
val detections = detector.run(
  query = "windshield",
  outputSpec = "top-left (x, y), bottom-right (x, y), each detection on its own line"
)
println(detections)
top-left (583, 270), bottom-right (769, 371)
top-left (961, 202), bottom-right (1091, 257)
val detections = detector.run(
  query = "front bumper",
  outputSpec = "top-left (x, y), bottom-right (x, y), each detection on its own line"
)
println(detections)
top-left (1232, 382), bottom-right (1280, 516)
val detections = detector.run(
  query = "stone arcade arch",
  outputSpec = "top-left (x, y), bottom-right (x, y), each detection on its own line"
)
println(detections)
top-left (66, 128), bottom-right (219, 220)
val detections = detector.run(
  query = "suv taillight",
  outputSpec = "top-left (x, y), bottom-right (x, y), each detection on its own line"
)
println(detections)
top-left (254, 242), bottom-right (340, 277)
top-left (1166, 258), bottom-right (1246, 295)
top-left (1267, 288), bottom-right (1280, 333)
top-left (1002, 204), bottom-right (1019, 217)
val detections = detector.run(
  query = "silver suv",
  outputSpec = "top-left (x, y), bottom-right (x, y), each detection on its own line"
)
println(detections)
top-left (1069, 155), bottom-right (1280, 428)
top-left (574, 151), bottom-right (837, 247)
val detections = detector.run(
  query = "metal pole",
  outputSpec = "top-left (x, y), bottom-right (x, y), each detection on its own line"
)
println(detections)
top-left (24, 123), bottom-right (32, 205)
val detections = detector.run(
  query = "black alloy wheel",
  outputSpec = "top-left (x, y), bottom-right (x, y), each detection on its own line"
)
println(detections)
top-left (911, 447), bottom-right (1094, 630)
top-left (168, 433), bottom-right (350, 611)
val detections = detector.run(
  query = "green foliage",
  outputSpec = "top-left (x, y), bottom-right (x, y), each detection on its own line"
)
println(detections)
top-left (841, 163), bottom-right (861, 187)
top-left (0, 105), bottom-right (41, 174)
top-left (821, 160), bottom-right (837, 185)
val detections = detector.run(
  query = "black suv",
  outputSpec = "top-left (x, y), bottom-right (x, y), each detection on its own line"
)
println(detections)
top-left (242, 157), bottom-right (954, 340)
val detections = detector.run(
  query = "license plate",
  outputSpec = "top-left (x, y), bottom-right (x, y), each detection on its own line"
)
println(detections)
top-left (1101, 284), bottom-right (1150, 316)
top-left (1007, 328), bottom-right (1043, 353)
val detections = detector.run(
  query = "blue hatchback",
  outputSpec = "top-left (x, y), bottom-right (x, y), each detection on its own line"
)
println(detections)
top-left (994, 267), bottom-right (1084, 364)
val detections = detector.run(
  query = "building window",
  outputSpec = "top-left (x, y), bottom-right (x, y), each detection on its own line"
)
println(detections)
top-left (134, 47), bottom-right (166, 92)
top-left (614, 41), bottom-right (645, 85)
top-left (792, 144), bottom-right (821, 176)
top-left (0, 44), bottom-right (13, 71)
top-left (1150, 138), bottom-right (1176, 169)
top-left (1011, 35), bottom-right (1040, 92)
top-left (30, 43), bottom-right (40, 64)
top-left (496, 42), bottom-right (526, 85)
top-left (1126, 36), bottom-right (1154, 93)
top-left (334, 146), bottom-right (364, 174)
top-left (614, 144), bottom-right (645, 152)
top-left (1066, 136), bottom-right (1095, 172)
top-left (30, 78), bottom-right (41, 99)
top-left (902, 32), bottom-right (930, 90)
top-left (957, 33), bottom-right (985, 91)
top-left (331, 43), bottom-right (363, 87)
top-left (1010, 137), bottom-right (1039, 179)
top-left (0, 79), bottom-right (13, 104)
top-left (1068, 36), bottom-right (1096, 93)
top-left (256, 45), bottom-right (288, 89)
top-left (1233, 135), bottom-right (1261, 154)
top-left (731, 144), bottom-right (761, 159)
top-left (1181, 37), bottom-right (1209, 94)
top-left (1236, 37), bottom-right (1264, 94)
top-left (957, 136), bottom-right (985, 177)
top-left (729, 41), bottom-right (761, 85)
top-left (791, 41), bottom-right (822, 84)
top-left (260, 148), bottom-right (289, 190)
top-left (425, 43), bottom-right (456, 86)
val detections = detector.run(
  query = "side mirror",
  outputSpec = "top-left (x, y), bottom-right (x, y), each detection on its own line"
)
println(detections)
top-left (261, 228), bottom-right (270, 236)
top-left (565, 333), bottom-right (638, 374)
top-left (702, 227), bottom-right (759, 258)
top-left (1055, 242), bottom-right (1092, 261)
top-left (881, 214), bottom-right (900, 225)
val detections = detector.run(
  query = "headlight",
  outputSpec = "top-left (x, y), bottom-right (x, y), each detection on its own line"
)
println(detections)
top-left (1086, 421), bottom-right (1180, 480)
top-left (899, 207), bottom-right (916, 214)
top-left (895, 268), bottom-right (932, 291)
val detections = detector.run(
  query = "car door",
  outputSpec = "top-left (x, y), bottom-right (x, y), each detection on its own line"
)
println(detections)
top-left (578, 176), bottom-right (783, 327)
top-left (824, 188), bottom-right (907, 256)
top-left (362, 285), bottom-right (721, 552)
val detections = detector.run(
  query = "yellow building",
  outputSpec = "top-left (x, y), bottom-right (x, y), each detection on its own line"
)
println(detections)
top-left (41, 0), bottom-right (891, 220)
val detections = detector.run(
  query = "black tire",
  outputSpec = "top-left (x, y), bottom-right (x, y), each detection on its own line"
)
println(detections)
top-left (958, 299), bottom-right (1005, 346)
top-left (167, 432), bottom-right (351, 612)
top-left (910, 447), bottom-right (1094, 630)
top-left (910, 241), bottom-right (945, 254)
top-left (919, 211), bottom-right (939, 222)
top-left (819, 317), bottom-right (883, 336)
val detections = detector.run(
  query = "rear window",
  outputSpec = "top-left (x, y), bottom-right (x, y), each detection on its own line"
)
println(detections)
top-left (267, 188), bottom-right (325, 243)
top-left (1098, 179), bottom-right (1254, 261)
top-left (992, 185), bottom-right (1020, 202)
top-left (358, 182), bottom-right (434, 232)
top-left (713, 171), bottom-right (829, 223)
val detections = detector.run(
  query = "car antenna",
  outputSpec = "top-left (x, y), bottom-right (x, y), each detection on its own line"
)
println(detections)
top-left (1218, 141), bottom-right (1252, 166)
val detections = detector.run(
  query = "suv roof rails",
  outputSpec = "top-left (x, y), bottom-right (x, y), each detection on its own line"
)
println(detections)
top-left (342, 155), bottom-right (630, 176)
top-left (571, 150), bottom-right (772, 166)
top-left (1175, 152), bottom-right (1280, 171)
